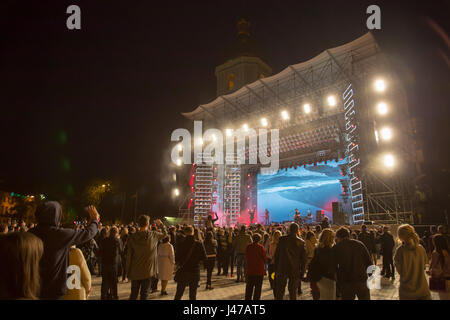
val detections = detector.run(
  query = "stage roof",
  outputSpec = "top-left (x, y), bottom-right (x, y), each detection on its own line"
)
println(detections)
top-left (182, 32), bottom-right (380, 121)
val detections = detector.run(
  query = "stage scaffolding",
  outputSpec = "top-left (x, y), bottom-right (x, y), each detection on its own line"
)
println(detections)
top-left (181, 32), bottom-right (417, 225)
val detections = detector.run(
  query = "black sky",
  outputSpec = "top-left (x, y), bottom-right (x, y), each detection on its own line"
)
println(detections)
top-left (1, 0), bottom-right (449, 218)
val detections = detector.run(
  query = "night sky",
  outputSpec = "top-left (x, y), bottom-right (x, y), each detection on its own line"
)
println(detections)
top-left (1, 0), bottom-right (449, 220)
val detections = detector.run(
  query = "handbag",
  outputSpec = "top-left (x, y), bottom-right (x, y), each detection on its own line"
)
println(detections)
top-left (429, 277), bottom-right (446, 292)
top-left (174, 241), bottom-right (196, 282)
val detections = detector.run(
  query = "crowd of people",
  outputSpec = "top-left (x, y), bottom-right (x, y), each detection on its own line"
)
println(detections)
top-left (0, 202), bottom-right (449, 301)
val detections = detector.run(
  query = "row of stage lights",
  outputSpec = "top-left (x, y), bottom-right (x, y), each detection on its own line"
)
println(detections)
top-left (175, 79), bottom-right (395, 169)
top-left (229, 95), bottom-right (338, 135)
top-left (373, 78), bottom-right (395, 169)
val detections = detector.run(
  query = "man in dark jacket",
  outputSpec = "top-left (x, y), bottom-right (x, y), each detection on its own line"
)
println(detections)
top-left (29, 202), bottom-right (99, 299)
top-left (273, 223), bottom-right (306, 300)
top-left (380, 226), bottom-right (396, 279)
top-left (334, 227), bottom-right (372, 300)
top-left (358, 225), bottom-right (376, 263)
top-left (174, 225), bottom-right (207, 300)
top-left (101, 226), bottom-right (123, 299)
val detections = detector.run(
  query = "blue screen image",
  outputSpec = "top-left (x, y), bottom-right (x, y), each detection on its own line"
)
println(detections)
top-left (257, 159), bottom-right (349, 223)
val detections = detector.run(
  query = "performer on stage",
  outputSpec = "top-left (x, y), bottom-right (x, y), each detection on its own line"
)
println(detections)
top-left (264, 209), bottom-right (270, 225)
top-left (249, 209), bottom-right (255, 225)
top-left (294, 208), bottom-right (302, 225)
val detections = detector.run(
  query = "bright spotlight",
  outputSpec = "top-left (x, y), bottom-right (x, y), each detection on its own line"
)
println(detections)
top-left (303, 103), bottom-right (311, 114)
top-left (174, 188), bottom-right (180, 196)
top-left (176, 159), bottom-right (182, 166)
top-left (380, 127), bottom-right (392, 141)
top-left (383, 154), bottom-right (395, 168)
top-left (242, 124), bottom-right (249, 131)
top-left (261, 117), bottom-right (268, 127)
top-left (101, 184), bottom-right (106, 188)
top-left (226, 129), bottom-right (232, 137)
top-left (375, 79), bottom-right (386, 92)
top-left (377, 102), bottom-right (388, 115)
top-left (281, 110), bottom-right (289, 120)
top-left (327, 95), bottom-right (337, 107)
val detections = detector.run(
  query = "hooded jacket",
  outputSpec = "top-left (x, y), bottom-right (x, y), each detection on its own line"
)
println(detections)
top-left (29, 202), bottom-right (98, 299)
top-left (394, 243), bottom-right (431, 300)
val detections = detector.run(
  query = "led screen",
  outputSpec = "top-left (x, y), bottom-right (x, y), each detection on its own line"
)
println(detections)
top-left (257, 159), bottom-right (349, 223)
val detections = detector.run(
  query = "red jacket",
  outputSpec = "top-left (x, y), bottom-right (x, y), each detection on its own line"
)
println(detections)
top-left (245, 243), bottom-right (267, 276)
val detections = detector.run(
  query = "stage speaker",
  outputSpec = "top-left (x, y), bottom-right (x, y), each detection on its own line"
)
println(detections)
top-left (332, 202), bottom-right (345, 225)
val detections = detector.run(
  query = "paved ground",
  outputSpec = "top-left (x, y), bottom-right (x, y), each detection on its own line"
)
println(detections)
top-left (88, 260), bottom-right (440, 300)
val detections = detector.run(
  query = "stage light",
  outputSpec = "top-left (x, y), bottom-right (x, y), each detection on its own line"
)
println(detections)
top-left (242, 124), bottom-right (249, 131)
top-left (102, 184), bottom-right (106, 188)
top-left (174, 188), bottom-right (180, 196)
top-left (261, 117), bottom-right (268, 127)
top-left (383, 154), bottom-right (395, 168)
top-left (375, 79), bottom-right (386, 92)
top-left (176, 159), bottom-right (182, 166)
top-left (281, 110), bottom-right (289, 120)
top-left (377, 102), bottom-right (388, 115)
top-left (226, 129), bottom-right (232, 136)
top-left (380, 127), bottom-right (392, 141)
top-left (327, 95), bottom-right (337, 107)
top-left (303, 103), bottom-right (311, 114)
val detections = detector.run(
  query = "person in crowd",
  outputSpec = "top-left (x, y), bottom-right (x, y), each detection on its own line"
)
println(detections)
top-left (157, 235), bottom-right (175, 296)
top-left (63, 243), bottom-right (91, 300)
top-left (227, 227), bottom-right (235, 277)
top-left (233, 225), bottom-right (253, 283)
top-left (245, 233), bottom-right (266, 300)
top-left (307, 228), bottom-right (337, 300)
top-left (369, 230), bottom-right (378, 265)
top-left (0, 224), bottom-right (8, 234)
top-left (305, 231), bottom-right (317, 269)
top-left (427, 234), bottom-right (450, 300)
top-left (268, 230), bottom-right (282, 292)
top-left (320, 216), bottom-right (330, 229)
top-left (427, 225), bottom-right (438, 258)
top-left (216, 228), bottom-right (229, 276)
top-left (126, 215), bottom-right (167, 300)
top-left (394, 224), bottom-right (431, 300)
top-left (205, 212), bottom-right (218, 230)
top-left (273, 223), bottom-right (306, 300)
top-left (262, 233), bottom-right (270, 273)
top-left (174, 226), bottom-right (207, 300)
top-left (204, 231), bottom-right (218, 290)
top-left (380, 226), bottom-right (396, 279)
top-left (334, 226), bottom-right (372, 300)
top-left (81, 238), bottom-right (99, 276)
top-left (96, 226), bottom-right (110, 277)
top-left (0, 232), bottom-right (44, 299)
top-left (119, 227), bottom-right (129, 282)
top-left (437, 225), bottom-right (450, 246)
top-left (358, 225), bottom-right (377, 265)
top-left (101, 226), bottom-right (122, 300)
top-left (29, 203), bottom-right (99, 299)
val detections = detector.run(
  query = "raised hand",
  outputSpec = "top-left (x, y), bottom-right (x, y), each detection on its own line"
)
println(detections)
top-left (87, 205), bottom-right (100, 221)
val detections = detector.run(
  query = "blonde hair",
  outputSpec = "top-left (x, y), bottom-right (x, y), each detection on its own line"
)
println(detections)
top-left (319, 228), bottom-right (335, 249)
top-left (397, 224), bottom-right (419, 247)
top-left (272, 230), bottom-right (282, 244)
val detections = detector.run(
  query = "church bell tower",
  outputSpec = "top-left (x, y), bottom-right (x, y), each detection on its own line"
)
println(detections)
top-left (215, 17), bottom-right (272, 97)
